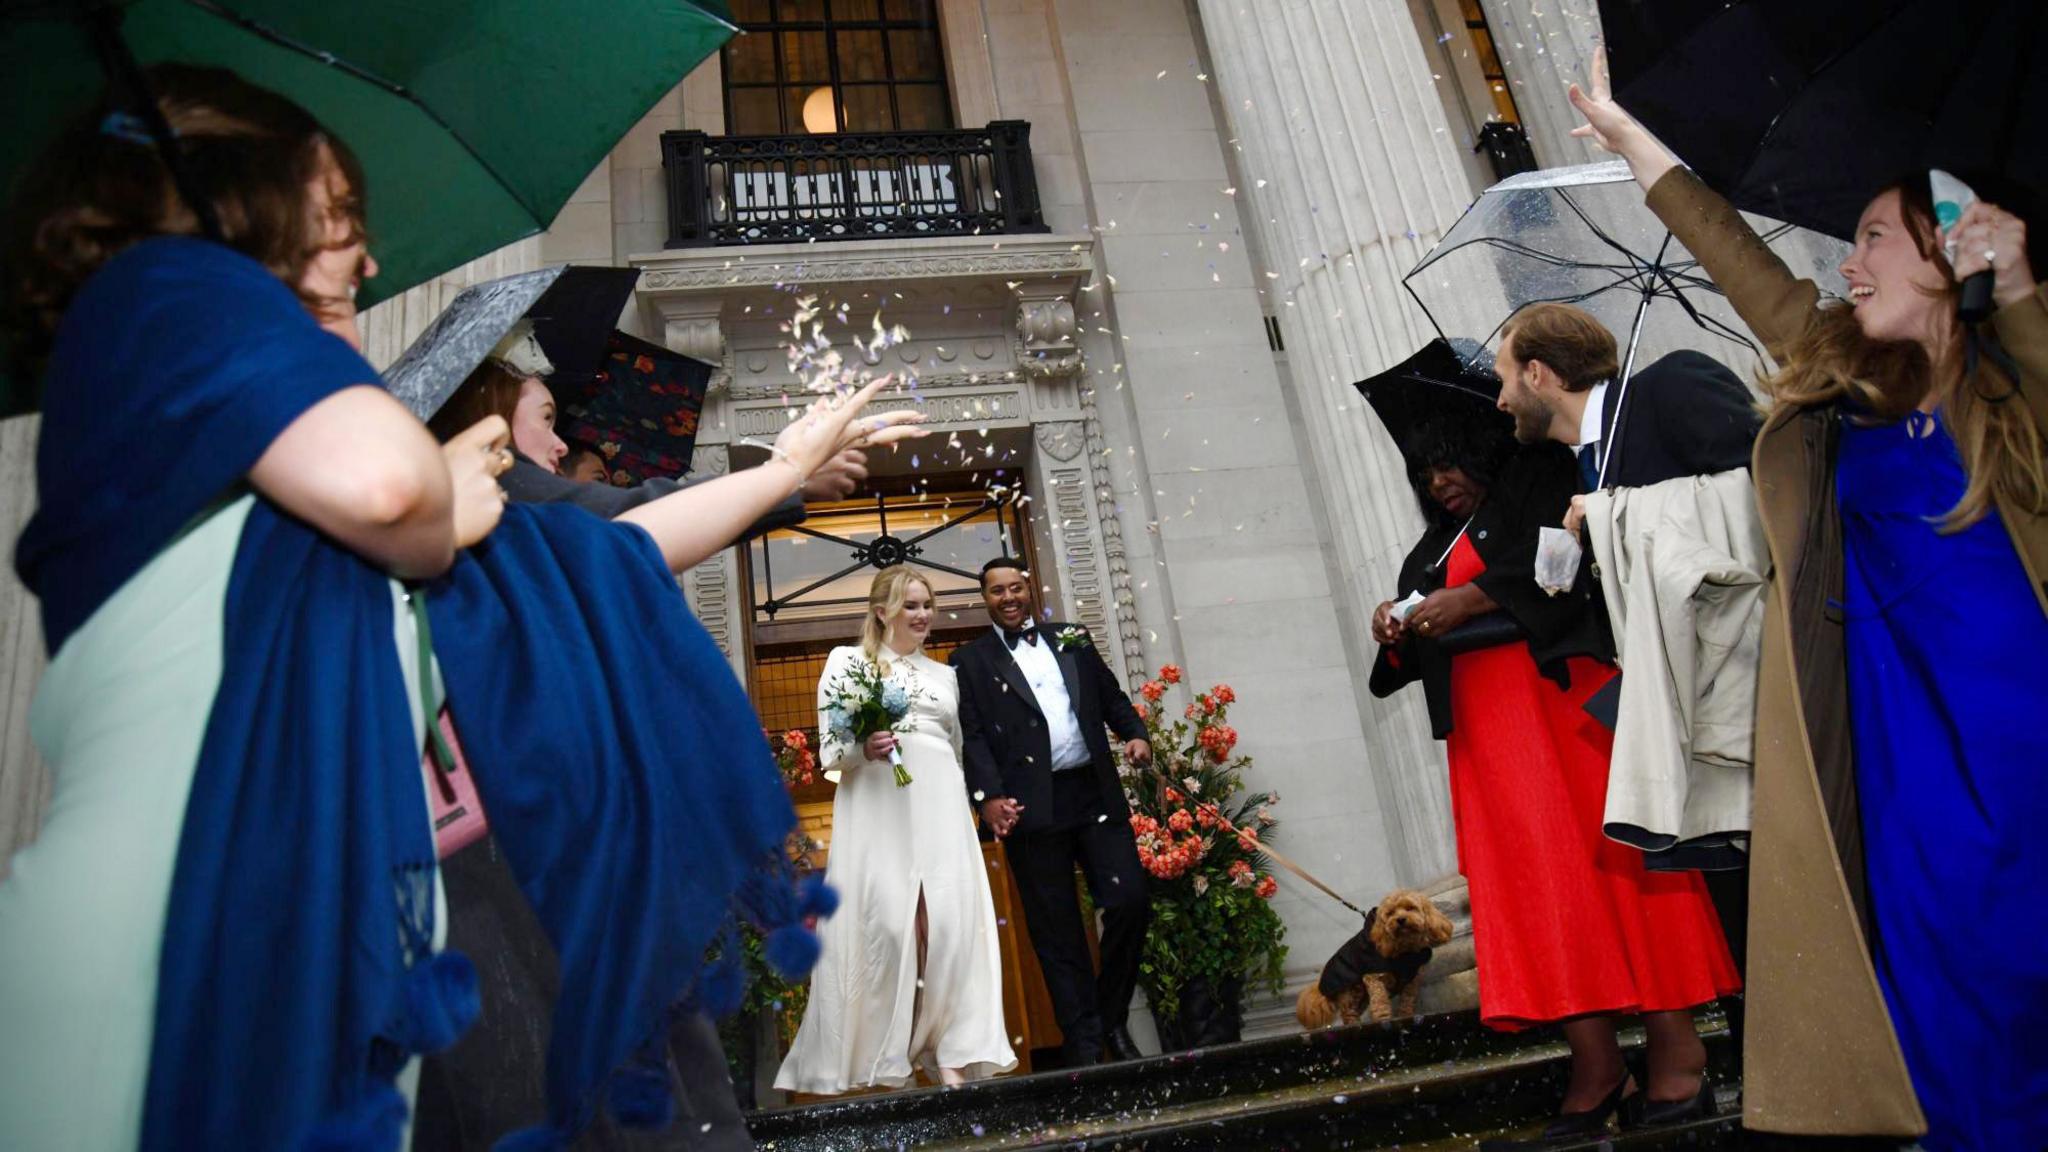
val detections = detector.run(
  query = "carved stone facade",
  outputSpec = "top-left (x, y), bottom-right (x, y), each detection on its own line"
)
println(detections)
top-left (633, 233), bottom-right (1141, 685)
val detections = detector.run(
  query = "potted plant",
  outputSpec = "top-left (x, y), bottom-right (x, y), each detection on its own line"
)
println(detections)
top-left (1120, 665), bottom-right (1287, 1049)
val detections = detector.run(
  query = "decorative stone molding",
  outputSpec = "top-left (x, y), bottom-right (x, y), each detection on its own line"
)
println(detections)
top-left (728, 385), bottom-right (1025, 439)
top-left (1034, 420), bottom-right (1085, 463)
top-left (691, 444), bottom-right (730, 477)
top-left (1045, 462), bottom-right (1111, 652)
top-left (724, 368), bottom-right (1022, 403)
top-left (1079, 385), bottom-right (1147, 686)
top-left (633, 234), bottom-right (1093, 292)
top-left (688, 553), bottom-right (737, 661)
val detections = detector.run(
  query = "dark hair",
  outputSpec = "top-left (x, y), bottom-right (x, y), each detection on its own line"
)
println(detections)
top-left (1406, 416), bottom-right (1512, 529)
top-left (428, 359), bottom-right (529, 443)
top-left (979, 556), bottom-right (1029, 586)
top-left (1501, 302), bottom-right (1618, 393)
top-left (4, 64), bottom-right (368, 384)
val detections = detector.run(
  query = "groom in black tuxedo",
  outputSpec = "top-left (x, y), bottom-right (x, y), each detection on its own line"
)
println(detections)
top-left (952, 557), bottom-right (1154, 1066)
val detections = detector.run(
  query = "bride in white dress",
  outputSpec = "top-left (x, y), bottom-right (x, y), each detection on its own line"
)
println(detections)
top-left (775, 566), bottom-right (1017, 1093)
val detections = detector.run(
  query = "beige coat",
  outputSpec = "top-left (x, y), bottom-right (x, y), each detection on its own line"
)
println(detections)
top-left (1585, 469), bottom-right (1766, 862)
top-left (1647, 168), bottom-right (2048, 1138)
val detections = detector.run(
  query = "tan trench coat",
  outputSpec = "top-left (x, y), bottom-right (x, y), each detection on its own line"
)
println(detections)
top-left (1646, 168), bottom-right (2048, 1138)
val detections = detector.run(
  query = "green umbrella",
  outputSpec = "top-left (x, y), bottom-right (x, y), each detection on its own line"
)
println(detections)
top-left (1, 0), bottom-right (735, 411)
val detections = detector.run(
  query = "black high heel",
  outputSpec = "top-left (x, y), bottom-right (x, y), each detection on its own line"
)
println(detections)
top-left (1475, 1070), bottom-right (1634, 1150)
top-left (1536, 1069), bottom-right (1634, 1140)
top-left (1620, 1074), bottom-right (1716, 1129)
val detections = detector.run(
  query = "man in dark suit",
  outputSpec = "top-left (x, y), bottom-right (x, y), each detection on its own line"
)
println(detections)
top-left (1491, 300), bottom-right (1760, 1039)
top-left (952, 557), bottom-right (1154, 1067)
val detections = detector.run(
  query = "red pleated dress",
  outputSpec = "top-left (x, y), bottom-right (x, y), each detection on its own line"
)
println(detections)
top-left (1440, 536), bottom-right (1741, 1030)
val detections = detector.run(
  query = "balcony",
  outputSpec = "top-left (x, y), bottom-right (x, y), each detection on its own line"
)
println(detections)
top-left (660, 121), bottom-right (1047, 248)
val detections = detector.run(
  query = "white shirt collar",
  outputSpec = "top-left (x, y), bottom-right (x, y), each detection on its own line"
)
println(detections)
top-left (1576, 380), bottom-right (1610, 449)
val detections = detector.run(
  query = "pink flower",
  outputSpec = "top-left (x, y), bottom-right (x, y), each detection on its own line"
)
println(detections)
top-left (1255, 876), bottom-right (1278, 900)
top-left (1159, 664), bottom-right (1184, 685)
top-left (1168, 809), bottom-right (1194, 833)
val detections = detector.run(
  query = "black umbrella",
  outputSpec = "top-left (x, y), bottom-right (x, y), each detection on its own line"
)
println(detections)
top-left (1352, 338), bottom-right (1509, 469)
top-left (1598, 0), bottom-right (2048, 242)
top-left (526, 266), bottom-right (644, 387)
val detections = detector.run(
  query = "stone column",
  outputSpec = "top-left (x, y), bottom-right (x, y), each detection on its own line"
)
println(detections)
top-left (1193, 0), bottom-right (1481, 882)
top-left (0, 415), bottom-right (50, 876)
top-left (1477, 0), bottom-right (1604, 170)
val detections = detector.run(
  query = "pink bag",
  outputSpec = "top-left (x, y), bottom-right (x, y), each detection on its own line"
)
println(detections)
top-left (423, 708), bottom-right (489, 859)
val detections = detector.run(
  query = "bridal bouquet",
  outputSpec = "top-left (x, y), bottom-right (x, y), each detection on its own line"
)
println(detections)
top-left (822, 657), bottom-right (917, 786)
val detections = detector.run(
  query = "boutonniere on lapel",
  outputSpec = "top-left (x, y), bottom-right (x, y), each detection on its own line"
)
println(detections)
top-left (1053, 626), bottom-right (1092, 652)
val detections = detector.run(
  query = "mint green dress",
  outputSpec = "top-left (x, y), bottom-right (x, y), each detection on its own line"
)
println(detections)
top-left (0, 496), bottom-right (441, 1151)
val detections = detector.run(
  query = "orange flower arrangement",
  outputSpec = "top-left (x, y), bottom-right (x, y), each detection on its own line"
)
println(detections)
top-left (1117, 663), bottom-right (1286, 1023)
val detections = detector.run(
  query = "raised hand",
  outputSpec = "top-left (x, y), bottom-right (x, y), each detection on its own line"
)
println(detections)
top-left (1949, 200), bottom-right (2039, 310)
top-left (801, 447), bottom-right (870, 502)
top-left (769, 376), bottom-right (927, 488)
top-left (1566, 46), bottom-right (1677, 191)
top-left (443, 416), bottom-right (513, 549)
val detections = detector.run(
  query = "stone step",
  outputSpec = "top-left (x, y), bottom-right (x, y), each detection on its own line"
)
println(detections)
top-left (749, 1007), bottom-right (1739, 1152)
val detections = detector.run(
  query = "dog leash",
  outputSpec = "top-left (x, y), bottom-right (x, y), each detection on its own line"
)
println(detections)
top-left (1216, 813), bottom-right (1369, 918)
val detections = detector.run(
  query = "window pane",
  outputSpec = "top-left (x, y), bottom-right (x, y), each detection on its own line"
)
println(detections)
top-left (730, 0), bottom-right (774, 22)
top-left (841, 84), bottom-right (893, 131)
top-left (888, 28), bottom-right (944, 80)
top-left (781, 30), bottom-right (831, 81)
top-left (883, 0), bottom-right (936, 22)
top-left (834, 29), bottom-right (888, 81)
top-left (831, 0), bottom-right (881, 19)
top-left (790, 85), bottom-right (838, 133)
top-left (779, 0), bottom-right (826, 20)
top-left (729, 87), bottom-right (783, 135)
top-left (894, 83), bottom-right (952, 130)
top-left (725, 32), bottom-right (777, 83)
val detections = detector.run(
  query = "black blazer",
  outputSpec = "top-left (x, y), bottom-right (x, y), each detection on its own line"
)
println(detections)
top-left (950, 623), bottom-right (1148, 837)
top-left (1368, 443), bottom-right (1609, 738)
top-left (1592, 350), bottom-right (1761, 491)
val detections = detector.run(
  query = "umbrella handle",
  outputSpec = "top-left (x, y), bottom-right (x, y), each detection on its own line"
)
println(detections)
top-left (88, 5), bottom-right (224, 242)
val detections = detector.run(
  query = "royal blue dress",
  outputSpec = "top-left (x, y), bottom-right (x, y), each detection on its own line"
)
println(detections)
top-left (1836, 410), bottom-right (2048, 1152)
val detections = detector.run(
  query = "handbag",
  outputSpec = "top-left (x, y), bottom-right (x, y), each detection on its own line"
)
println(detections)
top-left (1432, 613), bottom-right (1527, 656)
top-left (407, 588), bottom-right (489, 859)
top-left (423, 708), bottom-right (489, 859)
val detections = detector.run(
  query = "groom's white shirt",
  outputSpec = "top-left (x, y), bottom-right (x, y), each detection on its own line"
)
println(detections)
top-left (994, 621), bottom-right (1091, 771)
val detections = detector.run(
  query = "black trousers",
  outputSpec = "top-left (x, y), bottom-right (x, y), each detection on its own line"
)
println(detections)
top-left (1002, 769), bottom-right (1151, 1066)
top-left (412, 835), bottom-right (754, 1152)
top-left (1704, 861), bottom-right (1749, 1053)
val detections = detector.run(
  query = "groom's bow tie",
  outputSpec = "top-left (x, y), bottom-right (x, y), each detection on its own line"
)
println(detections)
top-left (1002, 626), bottom-right (1039, 650)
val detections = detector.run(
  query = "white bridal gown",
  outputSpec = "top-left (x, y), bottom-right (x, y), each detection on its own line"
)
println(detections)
top-left (774, 645), bottom-right (1017, 1093)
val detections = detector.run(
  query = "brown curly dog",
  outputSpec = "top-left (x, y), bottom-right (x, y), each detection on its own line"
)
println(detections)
top-left (1296, 889), bottom-right (1456, 1029)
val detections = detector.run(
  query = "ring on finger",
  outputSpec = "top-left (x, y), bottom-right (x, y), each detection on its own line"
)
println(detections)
top-left (1985, 248), bottom-right (1999, 263)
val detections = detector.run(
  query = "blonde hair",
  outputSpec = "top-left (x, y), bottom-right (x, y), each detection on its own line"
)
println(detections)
top-left (859, 566), bottom-right (933, 673)
top-left (1763, 183), bottom-right (2047, 531)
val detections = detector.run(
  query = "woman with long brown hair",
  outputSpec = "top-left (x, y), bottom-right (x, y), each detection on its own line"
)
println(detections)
top-left (1571, 51), bottom-right (2048, 1150)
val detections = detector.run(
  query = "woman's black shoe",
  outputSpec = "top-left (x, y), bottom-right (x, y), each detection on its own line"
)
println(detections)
top-left (1536, 1070), bottom-right (1633, 1140)
top-left (1620, 1075), bottom-right (1716, 1129)
top-left (1476, 1072), bottom-right (1633, 1149)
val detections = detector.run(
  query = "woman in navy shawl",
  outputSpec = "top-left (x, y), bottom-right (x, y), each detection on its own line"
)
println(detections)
top-left (0, 66), bottom-right (914, 1152)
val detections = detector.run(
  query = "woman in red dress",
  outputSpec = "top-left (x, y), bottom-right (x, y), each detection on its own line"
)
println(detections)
top-left (1370, 418), bottom-right (1739, 1142)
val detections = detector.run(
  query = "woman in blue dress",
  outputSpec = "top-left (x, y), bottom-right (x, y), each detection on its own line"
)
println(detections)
top-left (0, 66), bottom-right (912, 1151)
top-left (1573, 53), bottom-right (2048, 1149)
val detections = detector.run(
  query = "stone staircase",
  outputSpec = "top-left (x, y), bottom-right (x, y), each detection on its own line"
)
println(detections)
top-left (746, 1006), bottom-right (1742, 1151)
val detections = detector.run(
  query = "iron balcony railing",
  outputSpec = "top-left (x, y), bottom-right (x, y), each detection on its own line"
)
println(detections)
top-left (661, 121), bottom-right (1047, 247)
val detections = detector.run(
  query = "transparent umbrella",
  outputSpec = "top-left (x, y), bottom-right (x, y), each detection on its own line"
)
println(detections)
top-left (1404, 161), bottom-right (1849, 388)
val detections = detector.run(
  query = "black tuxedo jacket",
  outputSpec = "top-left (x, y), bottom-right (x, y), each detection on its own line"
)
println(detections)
top-left (1591, 350), bottom-right (1762, 490)
top-left (1369, 443), bottom-right (1608, 738)
top-left (950, 623), bottom-right (1148, 838)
